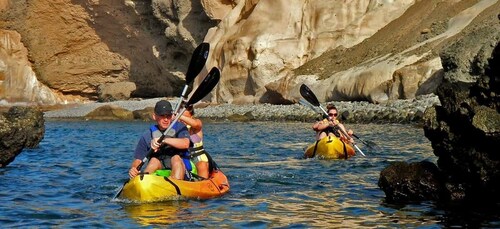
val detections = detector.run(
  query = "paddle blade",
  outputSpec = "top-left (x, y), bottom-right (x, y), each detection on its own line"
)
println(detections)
top-left (300, 84), bottom-right (321, 106)
top-left (186, 67), bottom-right (220, 106)
top-left (186, 42), bottom-right (210, 84)
top-left (299, 98), bottom-right (321, 113)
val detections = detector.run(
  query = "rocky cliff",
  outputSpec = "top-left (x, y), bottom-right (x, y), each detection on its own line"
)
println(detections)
top-left (0, 106), bottom-right (44, 167)
top-left (0, 0), bottom-right (498, 105)
top-left (378, 14), bottom-right (499, 204)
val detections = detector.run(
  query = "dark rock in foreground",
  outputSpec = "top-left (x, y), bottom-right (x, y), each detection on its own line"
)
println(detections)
top-left (378, 161), bottom-right (445, 203)
top-left (379, 15), bottom-right (500, 205)
top-left (0, 107), bottom-right (45, 167)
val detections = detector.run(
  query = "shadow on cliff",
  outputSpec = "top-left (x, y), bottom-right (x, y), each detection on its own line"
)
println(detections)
top-left (70, 0), bottom-right (213, 98)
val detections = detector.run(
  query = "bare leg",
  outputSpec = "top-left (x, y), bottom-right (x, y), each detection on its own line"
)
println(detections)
top-left (144, 158), bottom-right (162, 174)
top-left (316, 132), bottom-right (327, 140)
top-left (170, 155), bottom-right (186, 180)
top-left (196, 161), bottom-right (209, 179)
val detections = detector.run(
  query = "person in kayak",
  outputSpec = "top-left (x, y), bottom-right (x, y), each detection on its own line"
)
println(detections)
top-left (128, 100), bottom-right (191, 180)
top-left (312, 103), bottom-right (354, 143)
top-left (178, 104), bottom-right (212, 179)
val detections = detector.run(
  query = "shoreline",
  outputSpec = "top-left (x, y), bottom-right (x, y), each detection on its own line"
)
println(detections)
top-left (42, 94), bottom-right (440, 124)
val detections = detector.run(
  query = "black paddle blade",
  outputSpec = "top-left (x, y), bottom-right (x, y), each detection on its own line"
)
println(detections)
top-left (185, 42), bottom-right (210, 84)
top-left (300, 84), bottom-right (320, 106)
top-left (186, 67), bottom-right (220, 106)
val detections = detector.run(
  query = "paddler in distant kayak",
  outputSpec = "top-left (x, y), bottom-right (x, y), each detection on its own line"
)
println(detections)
top-left (128, 100), bottom-right (192, 180)
top-left (312, 103), bottom-right (355, 143)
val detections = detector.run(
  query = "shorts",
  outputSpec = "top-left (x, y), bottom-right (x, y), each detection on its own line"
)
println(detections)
top-left (155, 154), bottom-right (192, 171)
top-left (192, 152), bottom-right (209, 164)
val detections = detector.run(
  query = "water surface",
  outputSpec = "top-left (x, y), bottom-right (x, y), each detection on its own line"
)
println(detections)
top-left (0, 121), bottom-right (498, 228)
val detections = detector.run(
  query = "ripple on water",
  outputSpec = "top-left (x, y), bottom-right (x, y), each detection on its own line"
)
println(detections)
top-left (0, 121), bottom-right (498, 227)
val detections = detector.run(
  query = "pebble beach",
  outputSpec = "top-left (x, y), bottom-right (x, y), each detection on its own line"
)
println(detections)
top-left (43, 94), bottom-right (440, 124)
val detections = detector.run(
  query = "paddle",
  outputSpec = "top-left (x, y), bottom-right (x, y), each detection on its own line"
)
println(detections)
top-left (113, 67), bottom-right (220, 199)
top-left (299, 84), bottom-right (366, 157)
top-left (137, 67), bottom-right (220, 171)
top-left (351, 134), bottom-right (381, 151)
top-left (173, 42), bottom-right (210, 115)
top-left (298, 98), bottom-right (322, 115)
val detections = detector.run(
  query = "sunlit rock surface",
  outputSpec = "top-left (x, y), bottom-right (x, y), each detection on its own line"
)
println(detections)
top-left (0, 106), bottom-right (44, 167)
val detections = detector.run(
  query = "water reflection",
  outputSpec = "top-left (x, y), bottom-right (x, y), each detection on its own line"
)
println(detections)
top-left (0, 121), bottom-right (498, 227)
top-left (123, 201), bottom-right (193, 226)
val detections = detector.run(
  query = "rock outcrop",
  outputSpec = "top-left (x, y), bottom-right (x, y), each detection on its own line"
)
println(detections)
top-left (202, 0), bottom-right (498, 104)
top-left (0, 30), bottom-right (62, 104)
top-left (0, 106), bottom-right (45, 167)
top-left (1, 1), bottom-right (499, 106)
top-left (0, 0), bottom-right (214, 103)
top-left (379, 11), bottom-right (500, 204)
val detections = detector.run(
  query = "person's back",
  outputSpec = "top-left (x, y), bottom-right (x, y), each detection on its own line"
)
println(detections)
top-left (179, 105), bottom-right (211, 179)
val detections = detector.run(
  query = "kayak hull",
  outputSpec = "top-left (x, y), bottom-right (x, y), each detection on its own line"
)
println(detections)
top-left (304, 135), bottom-right (355, 159)
top-left (120, 170), bottom-right (230, 202)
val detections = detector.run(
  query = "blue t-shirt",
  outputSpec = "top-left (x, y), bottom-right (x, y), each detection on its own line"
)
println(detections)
top-left (133, 122), bottom-right (190, 160)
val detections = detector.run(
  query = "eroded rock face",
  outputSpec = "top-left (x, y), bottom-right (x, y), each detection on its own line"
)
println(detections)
top-left (202, 0), bottom-right (418, 104)
top-left (201, 1), bottom-right (499, 104)
top-left (1, 0), bottom-right (499, 106)
top-left (379, 12), bottom-right (500, 204)
top-left (0, 106), bottom-right (45, 167)
top-left (0, 0), bottom-right (213, 103)
top-left (0, 30), bottom-right (62, 104)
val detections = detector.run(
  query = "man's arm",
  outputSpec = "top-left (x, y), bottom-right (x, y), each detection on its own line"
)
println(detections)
top-left (162, 137), bottom-right (190, 149)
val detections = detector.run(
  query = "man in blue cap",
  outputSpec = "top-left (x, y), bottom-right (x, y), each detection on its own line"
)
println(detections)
top-left (128, 100), bottom-right (191, 180)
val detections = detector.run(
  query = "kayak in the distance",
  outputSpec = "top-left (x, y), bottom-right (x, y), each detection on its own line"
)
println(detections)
top-left (304, 135), bottom-right (356, 160)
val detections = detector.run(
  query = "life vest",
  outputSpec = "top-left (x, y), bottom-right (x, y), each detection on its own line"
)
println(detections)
top-left (186, 125), bottom-right (207, 159)
top-left (318, 119), bottom-right (341, 137)
top-left (149, 124), bottom-right (192, 172)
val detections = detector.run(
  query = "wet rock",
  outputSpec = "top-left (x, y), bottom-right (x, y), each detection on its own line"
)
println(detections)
top-left (380, 14), bottom-right (500, 204)
top-left (132, 107), bottom-right (154, 121)
top-left (378, 161), bottom-right (445, 203)
top-left (0, 106), bottom-right (45, 167)
top-left (85, 105), bottom-right (134, 120)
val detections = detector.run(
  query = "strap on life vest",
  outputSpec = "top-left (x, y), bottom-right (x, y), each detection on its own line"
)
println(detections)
top-left (187, 145), bottom-right (219, 176)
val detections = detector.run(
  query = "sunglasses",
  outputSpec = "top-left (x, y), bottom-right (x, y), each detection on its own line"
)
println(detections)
top-left (328, 113), bottom-right (338, 117)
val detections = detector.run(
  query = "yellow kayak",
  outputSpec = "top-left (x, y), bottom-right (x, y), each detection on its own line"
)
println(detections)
top-left (304, 135), bottom-right (355, 159)
top-left (119, 169), bottom-right (230, 202)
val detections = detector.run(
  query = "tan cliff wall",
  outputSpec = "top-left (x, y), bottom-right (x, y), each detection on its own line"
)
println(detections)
top-left (0, 0), bottom-right (498, 105)
top-left (200, 0), bottom-right (498, 104)
top-left (0, 0), bottom-right (215, 104)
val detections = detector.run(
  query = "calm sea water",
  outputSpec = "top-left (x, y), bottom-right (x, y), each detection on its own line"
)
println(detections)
top-left (1, 120), bottom-right (499, 228)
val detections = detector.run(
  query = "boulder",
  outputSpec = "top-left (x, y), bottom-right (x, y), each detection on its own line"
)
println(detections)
top-left (132, 107), bottom-right (154, 121)
top-left (378, 161), bottom-right (445, 203)
top-left (97, 82), bottom-right (137, 102)
top-left (0, 106), bottom-right (45, 167)
top-left (85, 105), bottom-right (134, 120)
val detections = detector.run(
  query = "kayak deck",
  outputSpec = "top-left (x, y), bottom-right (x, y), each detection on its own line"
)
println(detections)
top-left (304, 135), bottom-right (355, 159)
top-left (119, 170), bottom-right (230, 202)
